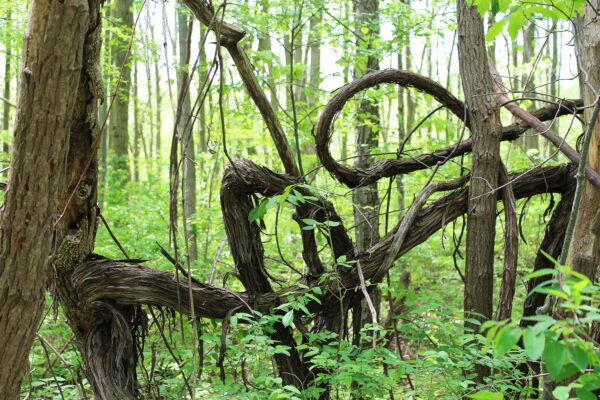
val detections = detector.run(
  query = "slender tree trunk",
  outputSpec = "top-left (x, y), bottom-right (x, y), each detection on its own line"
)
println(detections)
top-left (99, 84), bottom-right (108, 208)
top-left (257, 0), bottom-right (278, 136)
top-left (177, 6), bottom-right (198, 262)
top-left (108, 0), bottom-right (133, 182)
top-left (396, 9), bottom-right (408, 212)
top-left (0, 1), bottom-right (94, 396)
top-left (198, 23), bottom-right (208, 154)
top-left (404, 0), bottom-right (415, 133)
top-left (456, 0), bottom-right (503, 335)
top-left (302, 9), bottom-right (322, 170)
top-left (568, 1), bottom-right (600, 279)
top-left (150, 20), bottom-right (163, 161)
top-left (307, 10), bottom-right (322, 114)
top-left (133, 62), bottom-right (141, 182)
top-left (340, 0), bottom-right (351, 161)
top-left (352, 0), bottom-right (381, 337)
top-left (522, 21), bottom-right (538, 150)
top-left (1, 6), bottom-right (12, 161)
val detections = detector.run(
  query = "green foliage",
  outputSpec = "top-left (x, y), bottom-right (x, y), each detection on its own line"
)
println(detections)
top-left (474, 0), bottom-right (587, 40)
top-left (477, 267), bottom-right (600, 400)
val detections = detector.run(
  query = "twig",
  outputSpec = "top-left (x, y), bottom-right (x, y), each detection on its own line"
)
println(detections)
top-left (0, 96), bottom-right (15, 108)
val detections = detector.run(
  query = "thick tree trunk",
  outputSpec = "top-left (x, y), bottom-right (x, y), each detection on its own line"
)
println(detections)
top-left (0, 1), bottom-right (93, 397)
top-left (108, 0), bottom-right (133, 181)
top-left (456, 0), bottom-right (503, 331)
top-left (568, 1), bottom-right (600, 279)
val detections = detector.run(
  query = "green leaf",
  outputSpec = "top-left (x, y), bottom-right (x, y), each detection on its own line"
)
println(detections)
top-left (498, 0), bottom-right (511, 12)
top-left (523, 5), bottom-right (560, 20)
top-left (486, 18), bottom-right (507, 41)
top-left (282, 310), bottom-right (294, 327)
top-left (302, 218), bottom-right (318, 226)
top-left (491, 0), bottom-right (499, 14)
top-left (522, 329), bottom-right (545, 360)
top-left (525, 268), bottom-right (556, 279)
top-left (568, 345), bottom-right (588, 371)
top-left (552, 386), bottom-right (570, 400)
top-left (543, 339), bottom-right (566, 379)
top-left (507, 10), bottom-right (526, 40)
top-left (576, 389), bottom-right (598, 400)
top-left (477, 0), bottom-right (491, 15)
top-left (468, 390), bottom-right (504, 400)
top-left (494, 325), bottom-right (521, 357)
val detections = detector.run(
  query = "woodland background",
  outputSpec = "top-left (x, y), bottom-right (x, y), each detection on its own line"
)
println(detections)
top-left (0, 0), bottom-right (599, 399)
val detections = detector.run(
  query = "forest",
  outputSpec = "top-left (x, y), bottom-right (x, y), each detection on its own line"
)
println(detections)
top-left (0, 0), bottom-right (599, 398)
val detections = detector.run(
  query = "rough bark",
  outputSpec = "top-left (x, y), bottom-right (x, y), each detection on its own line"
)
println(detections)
top-left (568, 1), bottom-right (600, 279)
top-left (0, 1), bottom-right (92, 397)
top-left (74, 163), bottom-right (575, 320)
top-left (457, 0), bottom-right (503, 329)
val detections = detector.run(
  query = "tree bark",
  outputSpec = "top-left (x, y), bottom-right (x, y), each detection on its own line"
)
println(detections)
top-left (0, 1), bottom-right (93, 397)
top-left (352, 0), bottom-right (382, 341)
top-left (456, 0), bottom-right (503, 332)
top-left (568, 1), bottom-right (600, 279)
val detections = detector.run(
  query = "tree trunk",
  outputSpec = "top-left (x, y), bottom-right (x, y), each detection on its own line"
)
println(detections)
top-left (0, 1), bottom-right (95, 396)
top-left (456, 0), bottom-right (502, 331)
top-left (521, 21), bottom-right (538, 150)
top-left (177, 3), bottom-right (198, 262)
top-left (108, 0), bottom-right (133, 181)
top-left (198, 23), bottom-right (208, 154)
top-left (352, 0), bottom-right (381, 337)
top-left (1, 6), bottom-right (11, 162)
top-left (308, 10), bottom-right (322, 112)
top-left (569, 1), bottom-right (600, 279)
top-left (133, 62), bottom-right (141, 182)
